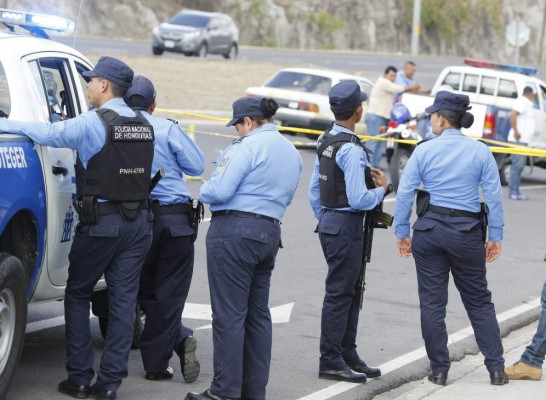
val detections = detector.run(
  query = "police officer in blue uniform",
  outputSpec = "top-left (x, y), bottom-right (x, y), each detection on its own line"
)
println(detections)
top-left (394, 91), bottom-right (508, 386)
top-left (0, 56), bottom-right (154, 400)
top-left (308, 80), bottom-right (388, 383)
top-left (124, 76), bottom-right (204, 383)
top-left (185, 97), bottom-right (302, 400)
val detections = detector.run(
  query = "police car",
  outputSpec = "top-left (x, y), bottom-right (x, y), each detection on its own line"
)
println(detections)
top-left (0, 9), bottom-right (137, 398)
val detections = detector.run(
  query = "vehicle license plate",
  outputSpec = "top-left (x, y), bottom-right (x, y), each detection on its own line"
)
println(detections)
top-left (164, 40), bottom-right (175, 48)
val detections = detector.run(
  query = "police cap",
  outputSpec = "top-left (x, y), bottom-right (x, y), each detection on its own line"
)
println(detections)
top-left (425, 91), bottom-right (472, 113)
top-left (226, 97), bottom-right (265, 127)
top-left (328, 80), bottom-right (367, 112)
top-left (82, 56), bottom-right (134, 88)
top-left (124, 75), bottom-right (156, 109)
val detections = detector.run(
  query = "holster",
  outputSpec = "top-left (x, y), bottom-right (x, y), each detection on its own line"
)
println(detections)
top-left (416, 189), bottom-right (430, 217)
top-left (73, 196), bottom-right (98, 225)
top-left (118, 201), bottom-right (140, 222)
top-left (188, 199), bottom-right (204, 242)
top-left (480, 202), bottom-right (489, 243)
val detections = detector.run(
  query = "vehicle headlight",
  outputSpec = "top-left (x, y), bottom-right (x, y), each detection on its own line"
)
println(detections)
top-left (183, 31), bottom-right (200, 40)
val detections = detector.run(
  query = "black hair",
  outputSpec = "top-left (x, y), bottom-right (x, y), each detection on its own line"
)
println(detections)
top-left (126, 94), bottom-right (150, 110)
top-left (332, 106), bottom-right (358, 121)
top-left (523, 86), bottom-right (534, 95)
top-left (405, 61), bottom-right (416, 67)
top-left (438, 109), bottom-right (474, 129)
top-left (110, 81), bottom-right (128, 98)
top-left (384, 66), bottom-right (397, 75)
top-left (252, 98), bottom-right (279, 126)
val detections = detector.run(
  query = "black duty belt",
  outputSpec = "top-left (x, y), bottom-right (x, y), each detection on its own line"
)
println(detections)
top-left (427, 204), bottom-right (480, 219)
top-left (211, 210), bottom-right (279, 224)
top-left (97, 200), bottom-right (149, 216)
top-left (323, 209), bottom-right (366, 216)
top-left (157, 203), bottom-right (190, 216)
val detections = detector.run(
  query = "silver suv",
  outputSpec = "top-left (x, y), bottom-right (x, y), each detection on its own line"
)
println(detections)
top-left (152, 9), bottom-right (239, 59)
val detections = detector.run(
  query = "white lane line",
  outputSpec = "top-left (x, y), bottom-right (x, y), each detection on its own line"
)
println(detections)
top-left (296, 298), bottom-right (541, 400)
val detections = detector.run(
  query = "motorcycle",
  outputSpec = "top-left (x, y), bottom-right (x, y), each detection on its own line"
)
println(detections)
top-left (385, 103), bottom-right (432, 191)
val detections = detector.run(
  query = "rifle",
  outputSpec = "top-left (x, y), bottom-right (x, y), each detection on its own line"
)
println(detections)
top-left (357, 180), bottom-right (393, 310)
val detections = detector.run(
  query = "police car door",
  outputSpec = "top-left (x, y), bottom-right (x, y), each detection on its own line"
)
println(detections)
top-left (23, 54), bottom-right (91, 287)
top-left (530, 83), bottom-right (546, 150)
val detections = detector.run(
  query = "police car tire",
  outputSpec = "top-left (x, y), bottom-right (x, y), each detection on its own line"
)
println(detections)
top-left (98, 303), bottom-right (145, 349)
top-left (0, 253), bottom-right (27, 399)
top-left (389, 147), bottom-right (412, 192)
top-left (152, 46), bottom-right (163, 56)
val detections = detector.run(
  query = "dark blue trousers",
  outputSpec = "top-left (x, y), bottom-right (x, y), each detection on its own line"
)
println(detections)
top-left (318, 211), bottom-right (364, 370)
top-left (412, 212), bottom-right (504, 373)
top-left (139, 212), bottom-right (194, 372)
top-left (65, 211), bottom-right (152, 390)
top-left (206, 215), bottom-right (281, 400)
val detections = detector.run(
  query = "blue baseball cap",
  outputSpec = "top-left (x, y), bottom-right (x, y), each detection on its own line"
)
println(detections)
top-left (124, 75), bottom-right (156, 109)
top-left (82, 56), bottom-right (134, 88)
top-left (425, 91), bottom-right (472, 113)
top-left (329, 80), bottom-right (367, 112)
top-left (226, 97), bottom-right (265, 127)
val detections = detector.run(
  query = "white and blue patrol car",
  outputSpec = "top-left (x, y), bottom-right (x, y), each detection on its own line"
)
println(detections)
top-left (0, 8), bottom-right (105, 398)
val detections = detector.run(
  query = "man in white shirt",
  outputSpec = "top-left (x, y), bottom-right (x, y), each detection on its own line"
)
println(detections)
top-left (508, 86), bottom-right (535, 200)
top-left (365, 66), bottom-right (420, 167)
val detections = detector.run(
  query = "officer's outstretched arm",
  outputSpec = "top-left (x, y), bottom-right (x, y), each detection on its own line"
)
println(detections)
top-left (485, 241), bottom-right (501, 263)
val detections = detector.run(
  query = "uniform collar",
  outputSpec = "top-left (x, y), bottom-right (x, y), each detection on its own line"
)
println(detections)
top-left (438, 128), bottom-right (464, 137)
top-left (331, 123), bottom-right (356, 135)
top-left (100, 97), bottom-right (127, 109)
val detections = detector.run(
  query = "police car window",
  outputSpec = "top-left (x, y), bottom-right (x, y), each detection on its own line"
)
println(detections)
top-left (0, 61), bottom-right (10, 118)
top-left (31, 58), bottom-right (77, 122)
top-left (441, 72), bottom-right (461, 90)
top-left (357, 80), bottom-right (373, 100)
top-left (479, 76), bottom-right (496, 95)
top-left (75, 62), bottom-right (91, 111)
top-left (28, 61), bottom-right (51, 120)
top-left (462, 74), bottom-right (479, 93)
top-left (539, 86), bottom-right (546, 111)
top-left (265, 71), bottom-right (332, 95)
top-left (524, 82), bottom-right (540, 109)
top-left (498, 79), bottom-right (518, 98)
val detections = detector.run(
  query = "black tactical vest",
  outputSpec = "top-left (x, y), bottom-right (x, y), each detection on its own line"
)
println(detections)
top-left (75, 108), bottom-right (154, 202)
top-left (317, 130), bottom-right (372, 208)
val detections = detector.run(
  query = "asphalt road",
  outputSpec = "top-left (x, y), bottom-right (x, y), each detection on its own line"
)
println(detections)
top-left (51, 36), bottom-right (546, 90)
top-left (12, 120), bottom-right (546, 400)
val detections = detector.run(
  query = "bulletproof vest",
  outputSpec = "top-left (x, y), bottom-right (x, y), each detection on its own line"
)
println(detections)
top-left (317, 130), bottom-right (372, 208)
top-left (75, 108), bottom-right (154, 201)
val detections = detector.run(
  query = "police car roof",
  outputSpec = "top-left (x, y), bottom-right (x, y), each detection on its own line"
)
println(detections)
top-left (441, 64), bottom-right (542, 82)
top-left (0, 29), bottom-right (89, 63)
top-left (278, 67), bottom-right (369, 81)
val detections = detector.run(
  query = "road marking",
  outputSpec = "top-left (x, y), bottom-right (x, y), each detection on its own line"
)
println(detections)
top-left (296, 298), bottom-right (541, 400)
top-left (195, 302), bottom-right (295, 330)
top-left (25, 303), bottom-right (295, 333)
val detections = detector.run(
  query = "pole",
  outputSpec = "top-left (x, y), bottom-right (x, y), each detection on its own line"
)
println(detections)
top-left (411, 0), bottom-right (422, 56)
top-left (538, 1), bottom-right (546, 65)
top-left (515, 20), bottom-right (520, 65)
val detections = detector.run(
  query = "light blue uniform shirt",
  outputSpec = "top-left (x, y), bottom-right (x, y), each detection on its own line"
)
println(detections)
top-left (308, 123), bottom-right (385, 219)
top-left (141, 111), bottom-right (204, 205)
top-left (394, 128), bottom-right (504, 241)
top-left (0, 98), bottom-right (137, 168)
top-left (199, 123), bottom-right (302, 221)
top-left (393, 70), bottom-right (413, 102)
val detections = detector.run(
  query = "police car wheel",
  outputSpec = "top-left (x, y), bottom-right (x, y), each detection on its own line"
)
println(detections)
top-left (389, 147), bottom-right (412, 192)
top-left (0, 253), bottom-right (27, 399)
top-left (98, 304), bottom-right (145, 349)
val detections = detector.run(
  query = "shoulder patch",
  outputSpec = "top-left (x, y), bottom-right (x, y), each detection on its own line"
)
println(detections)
top-left (215, 155), bottom-right (230, 174)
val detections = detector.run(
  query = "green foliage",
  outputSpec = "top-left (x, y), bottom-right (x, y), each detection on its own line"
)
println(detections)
top-left (416, 0), bottom-right (502, 43)
top-left (306, 10), bottom-right (345, 49)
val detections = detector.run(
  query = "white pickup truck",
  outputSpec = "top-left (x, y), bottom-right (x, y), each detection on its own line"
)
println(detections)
top-left (392, 59), bottom-right (546, 186)
top-left (0, 9), bottom-right (142, 399)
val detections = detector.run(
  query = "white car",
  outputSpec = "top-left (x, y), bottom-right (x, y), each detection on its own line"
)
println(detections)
top-left (245, 67), bottom-right (373, 136)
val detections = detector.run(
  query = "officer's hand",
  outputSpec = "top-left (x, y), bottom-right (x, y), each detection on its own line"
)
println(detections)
top-left (397, 238), bottom-right (412, 258)
top-left (486, 241), bottom-right (501, 263)
top-left (370, 168), bottom-right (388, 191)
top-left (514, 131), bottom-right (521, 142)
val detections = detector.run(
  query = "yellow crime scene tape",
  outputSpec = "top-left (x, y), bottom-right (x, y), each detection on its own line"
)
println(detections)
top-left (155, 108), bottom-right (546, 158)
